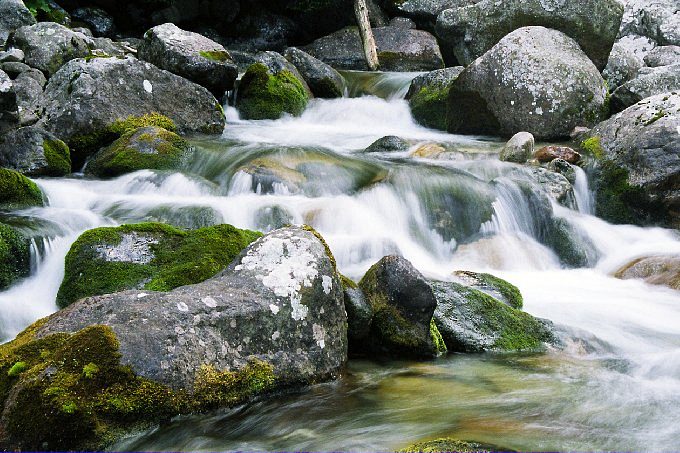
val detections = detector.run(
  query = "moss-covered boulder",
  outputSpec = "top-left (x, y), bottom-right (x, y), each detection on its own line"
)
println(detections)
top-left (236, 63), bottom-right (309, 120)
top-left (406, 67), bottom-right (464, 131)
top-left (359, 255), bottom-right (446, 358)
top-left (431, 279), bottom-right (556, 353)
top-left (0, 126), bottom-right (71, 177)
top-left (85, 126), bottom-right (191, 178)
top-left (0, 168), bottom-right (43, 210)
top-left (452, 271), bottom-right (523, 309)
top-left (0, 222), bottom-right (30, 289)
top-left (56, 222), bottom-right (261, 308)
top-left (399, 437), bottom-right (510, 453)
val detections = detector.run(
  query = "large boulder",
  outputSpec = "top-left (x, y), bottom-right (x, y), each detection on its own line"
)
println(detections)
top-left (610, 64), bottom-right (680, 113)
top-left (11, 22), bottom-right (91, 76)
top-left (358, 255), bottom-right (446, 358)
top-left (603, 41), bottom-right (645, 90)
top-left (37, 56), bottom-right (225, 167)
top-left (304, 25), bottom-right (444, 71)
top-left (446, 27), bottom-right (609, 140)
top-left (0, 126), bottom-right (70, 176)
top-left (0, 222), bottom-right (30, 290)
top-left (619, 0), bottom-right (680, 47)
top-left (0, 167), bottom-right (43, 210)
top-left (406, 66), bottom-right (463, 130)
top-left (138, 23), bottom-right (238, 97)
top-left (284, 47), bottom-right (345, 98)
top-left (0, 0), bottom-right (35, 49)
top-left (614, 255), bottom-right (680, 291)
top-left (56, 222), bottom-right (261, 308)
top-left (582, 92), bottom-right (679, 228)
top-left (0, 226), bottom-right (347, 451)
top-left (435, 0), bottom-right (624, 70)
top-left (382, 0), bottom-right (477, 27)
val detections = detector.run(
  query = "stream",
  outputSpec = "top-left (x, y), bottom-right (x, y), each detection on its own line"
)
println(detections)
top-left (1, 71), bottom-right (679, 451)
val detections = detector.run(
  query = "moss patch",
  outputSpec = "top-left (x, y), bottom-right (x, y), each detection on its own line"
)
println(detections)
top-left (236, 63), bottom-right (309, 120)
top-left (0, 168), bottom-right (44, 210)
top-left (580, 136), bottom-right (605, 160)
top-left (430, 319), bottom-right (447, 356)
top-left (0, 222), bottom-right (30, 290)
top-left (399, 437), bottom-right (506, 453)
top-left (477, 273), bottom-right (523, 310)
top-left (42, 138), bottom-right (71, 176)
top-left (409, 85), bottom-right (449, 131)
top-left (57, 222), bottom-right (261, 308)
top-left (198, 50), bottom-right (231, 63)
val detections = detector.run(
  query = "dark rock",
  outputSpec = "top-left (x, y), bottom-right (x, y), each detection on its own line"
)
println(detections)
top-left (614, 255), bottom-right (680, 290)
top-left (0, 222), bottom-right (30, 290)
top-left (389, 17), bottom-right (416, 29)
top-left (284, 47), bottom-right (345, 98)
top-left (644, 46), bottom-right (680, 67)
top-left (0, 61), bottom-right (30, 79)
top-left (610, 64), bottom-right (680, 113)
top-left (399, 437), bottom-right (508, 453)
top-left (499, 132), bottom-right (534, 164)
top-left (406, 66), bottom-right (463, 130)
top-left (226, 12), bottom-right (298, 53)
top-left (340, 275), bottom-right (373, 348)
top-left (0, 0), bottom-right (35, 49)
top-left (0, 69), bottom-right (18, 133)
top-left (534, 146), bottom-right (581, 164)
top-left (547, 158), bottom-right (576, 184)
top-left (71, 7), bottom-right (116, 37)
top-left (0, 126), bottom-right (70, 176)
top-left (364, 135), bottom-right (412, 153)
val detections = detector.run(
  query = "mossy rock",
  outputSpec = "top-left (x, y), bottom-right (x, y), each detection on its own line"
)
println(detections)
top-left (42, 138), bottom-right (72, 176)
top-left (56, 222), bottom-right (261, 308)
top-left (453, 271), bottom-right (523, 309)
top-left (85, 126), bottom-right (191, 178)
top-left (0, 321), bottom-right (276, 451)
top-left (399, 437), bottom-right (509, 452)
top-left (409, 85), bottom-right (450, 130)
top-left (0, 168), bottom-right (44, 210)
top-left (236, 63), bottom-right (309, 120)
top-left (0, 223), bottom-right (31, 290)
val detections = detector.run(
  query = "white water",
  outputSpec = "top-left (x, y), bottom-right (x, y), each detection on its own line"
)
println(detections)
top-left (1, 76), bottom-right (679, 450)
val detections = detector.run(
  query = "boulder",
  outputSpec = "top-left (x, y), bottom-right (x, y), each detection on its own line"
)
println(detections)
top-left (56, 222), bottom-right (261, 308)
top-left (225, 12), bottom-right (298, 52)
top-left (0, 0), bottom-right (35, 49)
top-left (406, 66), bottom-right (464, 130)
top-left (603, 41), bottom-right (645, 90)
top-left (382, 0), bottom-right (477, 27)
top-left (340, 275), bottom-right (373, 348)
top-left (399, 437), bottom-right (505, 453)
top-left (37, 57), bottom-right (225, 167)
top-left (0, 226), bottom-right (347, 451)
top-left (284, 47), bottom-right (345, 98)
top-left (451, 270), bottom-right (523, 309)
top-left (304, 25), bottom-right (444, 71)
top-left (0, 126), bottom-right (70, 176)
top-left (435, 0), bottom-right (623, 70)
top-left (547, 158), bottom-right (576, 184)
top-left (0, 61), bottom-right (30, 78)
top-left (138, 23), bottom-right (238, 97)
top-left (0, 167), bottom-right (43, 210)
top-left (11, 22), bottom-right (90, 76)
top-left (71, 7), bottom-right (116, 37)
top-left (0, 222), bottom-right (30, 289)
top-left (254, 51), bottom-right (312, 97)
top-left (499, 132), bottom-right (534, 164)
top-left (364, 135), bottom-right (412, 153)
top-left (0, 49), bottom-right (24, 64)
top-left (583, 92), bottom-right (679, 227)
top-left (619, 0), bottom-right (680, 47)
top-left (446, 27), bottom-right (609, 140)
top-left (644, 46), bottom-right (680, 67)
top-left (610, 64), bottom-right (680, 113)
top-left (12, 69), bottom-right (43, 126)
top-left (358, 255), bottom-right (446, 358)
top-left (235, 62), bottom-right (309, 120)
top-left (614, 255), bottom-right (680, 290)
top-left (534, 146), bottom-right (581, 164)
top-left (431, 279), bottom-right (555, 352)
top-left (0, 69), bottom-right (18, 133)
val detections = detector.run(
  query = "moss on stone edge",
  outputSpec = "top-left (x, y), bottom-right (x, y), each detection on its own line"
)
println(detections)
top-left (477, 273), bottom-right (523, 310)
top-left (398, 437), bottom-right (504, 453)
top-left (429, 319), bottom-right (447, 356)
top-left (580, 136), bottom-right (605, 160)
top-left (237, 63), bottom-right (309, 120)
top-left (198, 50), bottom-right (231, 63)
top-left (56, 222), bottom-right (262, 308)
top-left (409, 85), bottom-right (449, 131)
top-left (301, 224), bottom-right (336, 272)
top-left (42, 138), bottom-right (72, 176)
top-left (0, 223), bottom-right (31, 290)
top-left (0, 168), bottom-right (44, 210)
top-left (0, 322), bottom-right (276, 451)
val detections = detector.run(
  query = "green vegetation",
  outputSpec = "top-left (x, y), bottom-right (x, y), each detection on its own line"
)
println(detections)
top-left (399, 437), bottom-right (504, 453)
top-left (409, 86), bottom-right (449, 130)
top-left (429, 319), bottom-right (447, 356)
top-left (580, 136), bottom-right (605, 160)
top-left (476, 273), bottom-right (523, 309)
top-left (237, 63), bottom-right (308, 120)
top-left (57, 222), bottom-right (262, 308)
top-left (0, 168), bottom-right (43, 210)
top-left (0, 223), bottom-right (30, 290)
top-left (198, 50), bottom-right (231, 63)
top-left (43, 138), bottom-right (71, 176)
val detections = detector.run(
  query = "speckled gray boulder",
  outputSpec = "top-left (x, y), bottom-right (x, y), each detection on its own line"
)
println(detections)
top-left (446, 27), bottom-right (609, 140)
top-left (284, 47), bottom-right (345, 98)
top-left (644, 46), bottom-right (680, 67)
top-left (611, 64), bottom-right (680, 113)
top-left (12, 22), bottom-right (90, 76)
top-left (0, 126), bottom-right (70, 176)
top-left (382, 0), bottom-right (477, 26)
top-left (603, 41), bottom-right (645, 90)
top-left (435, 0), bottom-right (623, 70)
top-left (138, 23), bottom-right (238, 97)
top-left (500, 132), bottom-right (534, 164)
top-left (0, 0), bottom-right (35, 49)
top-left (619, 0), bottom-right (680, 47)
top-left (36, 226), bottom-right (348, 390)
top-left (12, 70), bottom-right (43, 126)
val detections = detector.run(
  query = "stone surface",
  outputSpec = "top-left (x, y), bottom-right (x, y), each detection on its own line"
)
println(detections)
top-left (12, 70), bottom-right (43, 126)
top-left (12, 22), bottom-right (90, 76)
top-left (534, 146), bottom-right (581, 164)
top-left (363, 135), bottom-right (412, 153)
top-left (406, 66), bottom-right (464, 130)
top-left (0, 49), bottom-right (24, 64)
top-left (0, 0), bottom-right (35, 49)
top-left (611, 64), bottom-right (680, 113)
top-left (603, 41), bottom-right (645, 90)
top-left (644, 46), bottom-right (680, 67)
top-left (340, 276), bottom-right (373, 349)
top-left (619, 0), bottom-right (680, 47)
top-left (0, 126), bottom-right (70, 176)
top-left (500, 132), bottom-right (534, 164)
top-left (614, 254), bottom-right (680, 290)
top-left (71, 7), bottom-right (116, 37)
top-left (284, 47), bottom-right (345, 98)
top-left (0, 69), bottom-right (18, 133)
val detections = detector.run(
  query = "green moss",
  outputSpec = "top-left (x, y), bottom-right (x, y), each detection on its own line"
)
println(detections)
top-left (339, 273), bottom-right (358, 290)
top-left (193, 359), bottom-right (276, 410)
top-left (237, 63), bottom-right (309, 120)
top-left (57, 222), bottom-right (261, 308)
top-left (198, 50), bottom-right (231, 63)
top-left (82, 363), bottom-right (99, 379)
top-left (399, 437), bottom-right (504, 453)
top-left (42, 138), bottom-right (72, 176)
top-left (7, 361), bottom-right (26, 377)
top-left (0, 222), bottom-right (30, 290)
top-left (580, 136), bottom-right (605, 160)
top-left (645, 109), bottom-right (667, 126)
top-left (409, 86), bottom-right (449, 131)
top-left (0, 168), bottom-right (44, 210)
top-left (476, 273), bottom-right (523, 310)
top-left (23, 0), bottom-right (51, 17)
top-left (430, 319), bottom-right (447, 356)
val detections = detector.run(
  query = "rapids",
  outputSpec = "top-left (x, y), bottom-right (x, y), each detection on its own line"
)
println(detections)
top-left (1, 71), bottom-right (679, 451)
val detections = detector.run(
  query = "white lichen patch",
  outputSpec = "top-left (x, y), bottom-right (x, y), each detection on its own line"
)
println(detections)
top-left (177, 301), bottom-right (189, 312)
top-left (143, 79), bottom-right (153, 93)
top-left (271, 331), bottom-right (280, 341)
top-left (322, 275), bottom-right (333, 294)
top-left (202, 296), bottom-right (217, 308)
top-left (269, 304), bottom-right (280, 314)
top-left (312, 323), bottom-right (326, 349)
top-left (96, 233), bottom-right (158, 264)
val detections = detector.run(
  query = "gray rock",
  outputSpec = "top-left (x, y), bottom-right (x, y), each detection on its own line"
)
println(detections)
top-left (603, 41), bottom-right (645, 90)
top-left (500, 132), bottom-right (534, 164)
top-left (526, 167), bottom-right (576, 208)
top-left (0, 48), bottom-right (24, 63)
top-left (547, 158), bottom-right (576, 184)
top-left (16, 67), bottom-right (45, 87)
top-left (0, 61), bottom-right (30, 78)
top-left (0, 126), bottom-right (70, 176)
top-left (446, 27), bottom-right (609, 140)
top-left (644, 46), bottom-right (680, 67)
top-left (545, 216), bottom-right (599, 268)
top-left (90, 37), bottom-right (136, 58)
top-left (406, 66), bottom-right (464, 130)
top-left (284, 47), bottom-right (345, 98)
top-left (389, 17), bottom-right (416, 29)
top-left (0, 69), bottom-right (18, 133)
top-left (451, 270), bottom-right (523, 309)
top-left (12, 22), bottom-right (91, 76)
top-left (38, 56), bottom-right (225, 165)
top-left (619, 0), bottom-right (680, 46)
top-left (138, 23), bottom-right (238, 97)
top-left (0, 0), bottom-right (35, 49)
top-left (254, 51), bottom-right (312, 97)
top-left (611, 64), bottom-right (680, 113)
top-left (71, 7), bottom-right (116, 37)
top-left (13, 70), bottom-right (43, 126)
top-left (382, 0), bottom-right (477, 26)
top-left (37, 226), bottom-right (348, 390)
top-left (364, 135), bottom-right (412, 153)
top-left (435, 0), bottom-right (623, 70)
top-left (340, 276), bottom-right (373, 348)
top-left (305, 25), bottom-right (444, 71)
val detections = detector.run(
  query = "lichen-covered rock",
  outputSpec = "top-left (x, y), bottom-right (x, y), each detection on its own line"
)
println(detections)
top-left (0, 126), bottom-right (70, 176)
top-left (431, 279), bottom-right (555, 352)
top-left (0, 226), bottom-right (347, 450)
top-left (0, 49), bottom-right (24, 64)
top-left (446, 27), bottom-right (609, 140)
top-left (11, 22), bottom-right (90, 76)
top-left (603, 41), bottom-right (645, 90)
top-left (57, 222), bottom-right (261, 308)
top-left (382, 0), bottom-right (477, 27)
top-left (85, 126), bottom-right (190, 178)
top-left (583, 92), bottom-right (680, 228)
top-left (236, 62), bottom-right (309, 120)
top-left (71, 7), bottom-right (116, 37)
top-left (364, 135), bottom-right (412, 153)
top-left (0, 0), bottom-right (35, 49)
top-left (37, 57), bottom-right (225, 167)
top-left (644, 46), bottom-right (680, 67)
top-left (435, 0), bottom-right (623, 70)
top-left (0, 222), bottom-right (30, 289)
top-left (359, 255), bottom-right (446, 358)
top-left (619, 0), bottom-right (680, 47)
top-left (0, 167), bottom-right (43, 209)
top-left (406, 66), bottom-right (463, 130)
top-left (284, 47), bottom-right (344, 98)
top-left (399, 437), bottom-right (506, 453)
top-left (12, 69), bottom-right (43, 126)
top-left (138, 23), bottom-right (238, 97)
top-left (614, 255), bottom-right (680, 290)
top-left (500, 132), bottom-right (534, 164)
top-left (340, 275), bottom-right (373, 349)
top-left (304, 25), bottom-right (444, 71)
top-left (0, 61), bottom-right (30, 78)
top-left (610, 64), bottom-right (680, 113)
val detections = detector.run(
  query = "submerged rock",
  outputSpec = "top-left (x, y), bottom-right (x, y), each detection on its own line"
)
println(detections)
top-left (0, 222), bottom-right (30, 289)
top-left (0, 126), bottom-right (70, 176)
top-left (500, 132), bottom-right (534, 164)
top-left (0, 167), bottom-right (43, 210)
top-left (399, 437), bottom-right (508, 453)
top-left (406, 66), bottom-right (464, 130)
top-left (610, 64), bottom-right (680, 113)
top-left (236, 62), bottom-right (309, 120)
top-left (614, 255), bottom-right (680, 290)
top-left (284, 47), bottom-right (345, 98)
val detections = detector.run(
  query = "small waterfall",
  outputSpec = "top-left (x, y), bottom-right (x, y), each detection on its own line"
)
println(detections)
top-left (339, 70), bottom-right (424, 100)
top-left (573, 166), bottom-right (594, 214)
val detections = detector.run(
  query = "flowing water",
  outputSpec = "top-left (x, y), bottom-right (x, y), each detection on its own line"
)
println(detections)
top-left (2, 72), bottom-right (680, 451)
